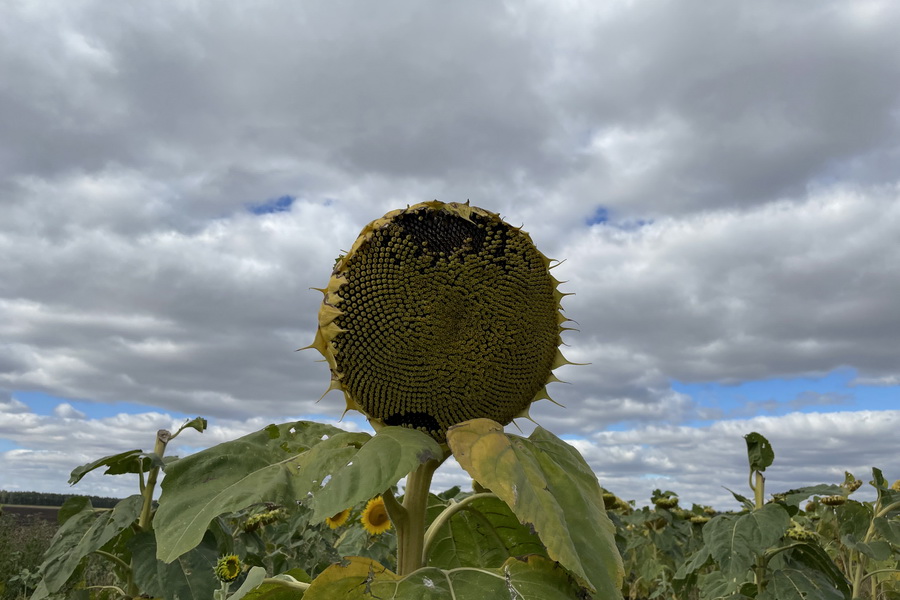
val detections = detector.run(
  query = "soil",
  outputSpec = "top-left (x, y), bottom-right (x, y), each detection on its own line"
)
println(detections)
top-left (1, 504), bottom-right (60, 522)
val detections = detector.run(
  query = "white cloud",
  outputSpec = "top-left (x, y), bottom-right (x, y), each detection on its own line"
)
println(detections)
top-left (583, 410), bottom-right (900, 508)
top-left (0, 403), bottom-right (373, 498)
top-left (1, 404), bottom-right (897, 511)
top-left (53, 402), bottom-right (86, 419)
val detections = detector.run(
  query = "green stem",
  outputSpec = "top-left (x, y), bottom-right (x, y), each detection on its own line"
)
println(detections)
top-left (138, 429), bottom-right (171, 531)
top-left (84, 585), bottom-right (127, 596)
top-left (762, 542), bottom-right (805, 561)
top-left (751, 470), bottom-right (767, 592)
top-left (261, 577), bottom-right (311, 591)
top-left (383, 488), bottom-right (407, 531)
top-left (753, 470), bottom-right (765, 510)
top-left (395, 455), bottom-right (446, 576)
top-left (130, 429), bottom-right (170, 597)
top-left (850, 508), bottom-right (882, 597)
top-left (875, 499), bottom-right (900, 518)
top-left (92, 549), bottom-right (131, 572)
top-left (850, 548), bottom-right (867, 596)
top-left (422, 493), bottom-right (497, 558)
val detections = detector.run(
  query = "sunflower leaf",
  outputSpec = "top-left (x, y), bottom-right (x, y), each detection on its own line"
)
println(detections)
top-left (311, 426), bottom-right (442, 522)
top-left (303, 555), bottom-right (589, 599)
top-left (446, 418), bottom-right (623, 597)
top-left (154, 421), bottom-right (368, 563)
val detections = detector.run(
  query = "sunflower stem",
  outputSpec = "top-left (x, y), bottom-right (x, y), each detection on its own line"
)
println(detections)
top-left (138, 429), bottom-right (171, 531)
top-left (422, 492), bottom-right (497, 559)
top-left (396, 454), bottom-right (446, 575)
top-left (382, 488), bottom-right (407, 528)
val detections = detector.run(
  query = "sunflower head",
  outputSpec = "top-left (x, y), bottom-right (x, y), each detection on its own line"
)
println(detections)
top-left (310, 201), bottom-right (570, 442)
top-left (652, 490), bottom-right (679, 510)
top-left (821, 495), bottom-right (847, 507)
top-left (361, 496), bottom-right (392, 535)
top-left (690, 515), bottom-right (710, 525)
top-left (214, 554), bottom-right (242, 583)
top-left (325, 508), bottom-right (351, 529)
top-left (243, 508), bottom-right (286, 532)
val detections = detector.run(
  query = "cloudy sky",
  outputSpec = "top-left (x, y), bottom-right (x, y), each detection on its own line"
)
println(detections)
top-left (2, 0), bottom-right (899, 509)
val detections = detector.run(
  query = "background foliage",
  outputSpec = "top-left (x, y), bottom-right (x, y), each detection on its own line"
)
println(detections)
top-left (4, 426), bottom-right (899, 599)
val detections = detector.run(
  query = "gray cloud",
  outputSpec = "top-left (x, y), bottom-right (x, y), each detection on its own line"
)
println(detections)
top-left (557, 189), bottom-right (900, 388)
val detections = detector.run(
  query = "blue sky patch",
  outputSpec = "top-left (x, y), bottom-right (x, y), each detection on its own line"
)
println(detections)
top-left (672, 367), bottom-right (900, 425)
top-left (247, 195), bottom-right (295, 215)
top-left (586, 206), bottom-right (654, 229)
top-left (587, 207), bottom-right (609, 225)
top-left (11, 391), bottom-right (191, 419)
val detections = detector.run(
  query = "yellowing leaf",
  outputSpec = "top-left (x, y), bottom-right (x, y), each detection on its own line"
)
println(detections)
top-left (447, 418), bottom-right (623, 597)
top-left (304, 555), bottom-right (589, 599)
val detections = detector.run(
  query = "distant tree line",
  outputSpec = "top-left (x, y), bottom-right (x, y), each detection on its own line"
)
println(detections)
top-left (0, 490), bottom-right (121, 508)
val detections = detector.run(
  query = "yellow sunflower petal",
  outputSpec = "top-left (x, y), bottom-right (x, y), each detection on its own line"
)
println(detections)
top-left (361, 496), bottom-right (392, 535)
top-left (214, 554), bottom-right (242, 582)
top-left (325, 508), bottom-right (351, 529)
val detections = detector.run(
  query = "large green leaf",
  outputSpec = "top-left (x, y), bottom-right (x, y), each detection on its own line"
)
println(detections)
top-left (874, 516), bottom-right (900, 546)
top-left (303, 555), bottom-right (589, 599)
top-left (745, 432), bottom-right (774, 472)
top-left (780, 484), bottom-right (844, 508)
top-left (174, 416), bottom-right (208, 436)
top-left (781, 542), bottom-right (851, 599)
top-left (870, 468), bottom-right (900, 514)
top-left (759, 568), bottom-right (847, 600)
top-left (837, 501), bottom-right (872, 539)
top-left (155, 421), bottom-right (368, 562)
top-left (698, 570), bottom-right (748, 600)
top-left (32, 495), bottom-right (143, 596)
top-left (241, 568), bottom-right (311, 600)
top-left (56, 495), bottom-right (92, 525)
top-left (675, 546), bottom-right (711, 579)
top-left (703, 503), bottom-right (790, 578)
top-left (840, 534), bottom-right (892, 561)
top-left (311, 426), bottom-right (443, 521)
top-left (129, 530), bottom-right (219, 600)
top-left (426, 495), bottom-right (547, 569)
top-left (68, 449), bottom-right (164, 484)
top-left (446, 418), bottom-right (623, 597)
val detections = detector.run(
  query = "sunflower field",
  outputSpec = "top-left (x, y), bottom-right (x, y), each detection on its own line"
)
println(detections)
top-left (16, 203), bottom-right (900, 598)
top-left (15, 421), bottom-right (900, 600)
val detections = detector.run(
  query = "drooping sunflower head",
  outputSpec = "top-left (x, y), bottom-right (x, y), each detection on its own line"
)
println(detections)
top-left (325, 508), bottom-right (351, 529)
top-left (310, 201), bottom-right (570, 442)
top-left (214, 554), bottom-right (242, 583)
top-left (243, 508), bottom-right (285, 533)
top-left (361, 496), bottom-right (392, 535)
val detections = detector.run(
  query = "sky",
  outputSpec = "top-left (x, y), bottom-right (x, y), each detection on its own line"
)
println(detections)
top-left (1, 0), bottom-right (899, 510)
